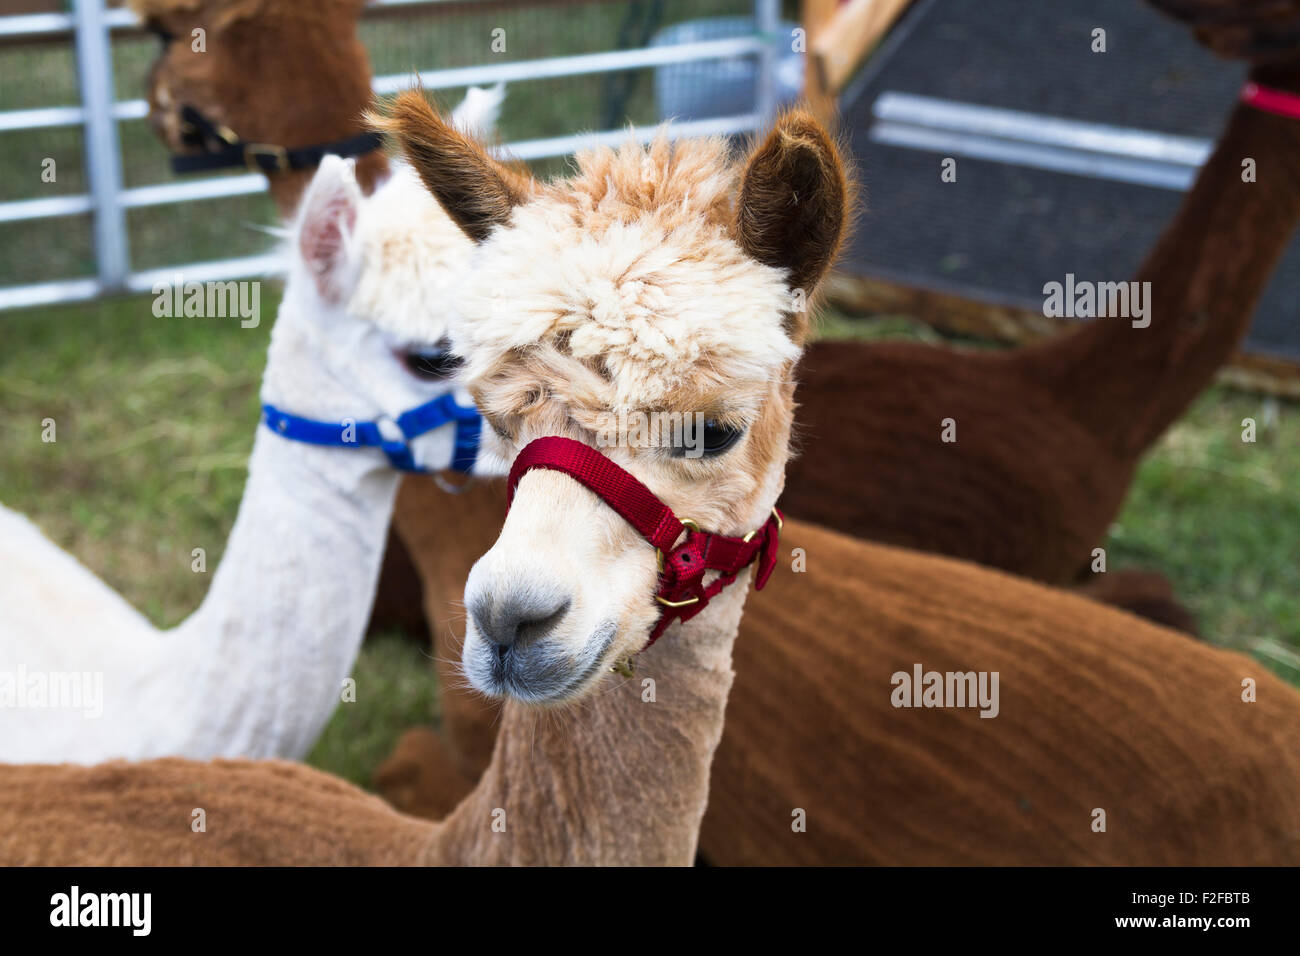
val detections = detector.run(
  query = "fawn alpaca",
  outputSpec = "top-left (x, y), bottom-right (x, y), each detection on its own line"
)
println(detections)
top-left (0, 150), bottom-right (486, 764)
top-left (0, 105), bottom-right (852, 866)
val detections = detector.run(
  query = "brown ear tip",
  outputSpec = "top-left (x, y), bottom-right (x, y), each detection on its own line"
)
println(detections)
top-left (772, 110), bottom-right (833, 144)
top-left (390, 89), bottom-right (440, 123)
top-left (775, 108), bottom-right (825, 130)
top-left (366, 88), bottom-right (453, 147)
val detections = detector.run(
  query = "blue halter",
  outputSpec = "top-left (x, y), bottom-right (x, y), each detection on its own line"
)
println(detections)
top-left (261, 393), bottom-right (481, 474)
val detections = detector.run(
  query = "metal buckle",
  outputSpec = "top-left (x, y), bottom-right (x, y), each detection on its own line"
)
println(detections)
top-left (245, 143), bottom-right (289, 173)
top-left (742, 507), bottom-right (783, 543)
top-left (655, 517), bottom-right (699, 572)
top-left (655, 517), bottom-right (703, 606)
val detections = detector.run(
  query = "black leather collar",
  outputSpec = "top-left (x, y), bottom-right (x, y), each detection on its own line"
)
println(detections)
top-left (171, 104), bottom-right (384, 175)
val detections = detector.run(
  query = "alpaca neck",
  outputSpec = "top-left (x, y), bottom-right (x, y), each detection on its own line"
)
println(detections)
top-left (1028, 66), bottom-right (1300, 455)
top-left (426, 582), bottom-right (747, 865)
top-left (159, 426), bottom-right (399, 760)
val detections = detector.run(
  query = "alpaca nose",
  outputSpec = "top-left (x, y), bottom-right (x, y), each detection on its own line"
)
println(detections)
top-left (470, 590), bottom-right (571, 649)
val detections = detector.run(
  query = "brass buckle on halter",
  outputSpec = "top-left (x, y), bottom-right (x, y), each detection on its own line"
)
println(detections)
top-left (742, 507), bottom-right (783, 543)
top-left (655, 517), bottom-right (699, 572)
top-left (245, 143), bottom-right (290, 173)
top-left (655, 517), bottom-right (702, 606)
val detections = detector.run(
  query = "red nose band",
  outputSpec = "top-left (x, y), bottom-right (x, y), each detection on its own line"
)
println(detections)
top-left (506, 436), bottom-right (783, 648)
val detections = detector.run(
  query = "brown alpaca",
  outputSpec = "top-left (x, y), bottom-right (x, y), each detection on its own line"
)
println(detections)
top-left (0, 108), bottom-right (853, 868)
top-left (701, 522), bottom-right (1300, 865)
top-left (6, 519), bottom-right (1296, 866)
top-left (128, 0), bottom-right (389, 215)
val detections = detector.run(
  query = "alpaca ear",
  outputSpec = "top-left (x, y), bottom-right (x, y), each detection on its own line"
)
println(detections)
top-left (296, 155), bottom-right (362, 305)
top-left (736, 112), bottom-right (850, 336)
top-left (375, 89), bottom-right (531, 243)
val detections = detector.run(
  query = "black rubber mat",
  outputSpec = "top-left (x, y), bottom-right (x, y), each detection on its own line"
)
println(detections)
top-left (839, 0), bottom-right (1298, 360)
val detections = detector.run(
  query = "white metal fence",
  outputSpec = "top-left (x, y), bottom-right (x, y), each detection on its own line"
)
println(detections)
top-left (0, 0), bottom-right (782, 312)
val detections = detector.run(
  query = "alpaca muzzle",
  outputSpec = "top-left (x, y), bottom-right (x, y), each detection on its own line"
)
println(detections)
top-left (506, 436), bottom-right (783, 648)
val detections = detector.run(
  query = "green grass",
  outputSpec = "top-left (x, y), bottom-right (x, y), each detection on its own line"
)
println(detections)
top-left (0, 291), bottom-right (275, 627)
top-left (1106, 393), bottom-right (1300, 684)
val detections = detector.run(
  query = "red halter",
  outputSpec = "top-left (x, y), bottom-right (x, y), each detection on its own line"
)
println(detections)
top-left (506, 436), bottom-right (783, 648)
top-left (1240, 82), bottom-right (1300, 121)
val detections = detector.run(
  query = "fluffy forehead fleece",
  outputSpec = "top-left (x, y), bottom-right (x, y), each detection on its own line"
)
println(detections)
top-left (449, 136), bottom-right (798, 409)
top-left (347, 164), bottom-right (475, 344)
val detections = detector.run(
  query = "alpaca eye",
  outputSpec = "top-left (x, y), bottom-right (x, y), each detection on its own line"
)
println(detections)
top-left (673, 419), bottom-right (743, 459)
top-left (699, 420), bottom-right (744, 456)
top-left (401, 344), bottom-right (462, 382)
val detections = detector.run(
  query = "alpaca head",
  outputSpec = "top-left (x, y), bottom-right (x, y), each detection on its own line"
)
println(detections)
top-left (128, 0), bottom-right (383, 209)
top-left (384, 93), bottom-right (849, 702)
top-left (261, 155), bottom-right (482, 475)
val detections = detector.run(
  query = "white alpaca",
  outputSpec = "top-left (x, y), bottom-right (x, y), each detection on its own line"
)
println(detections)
top-left (0, 121), bottom-right (495, 763)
